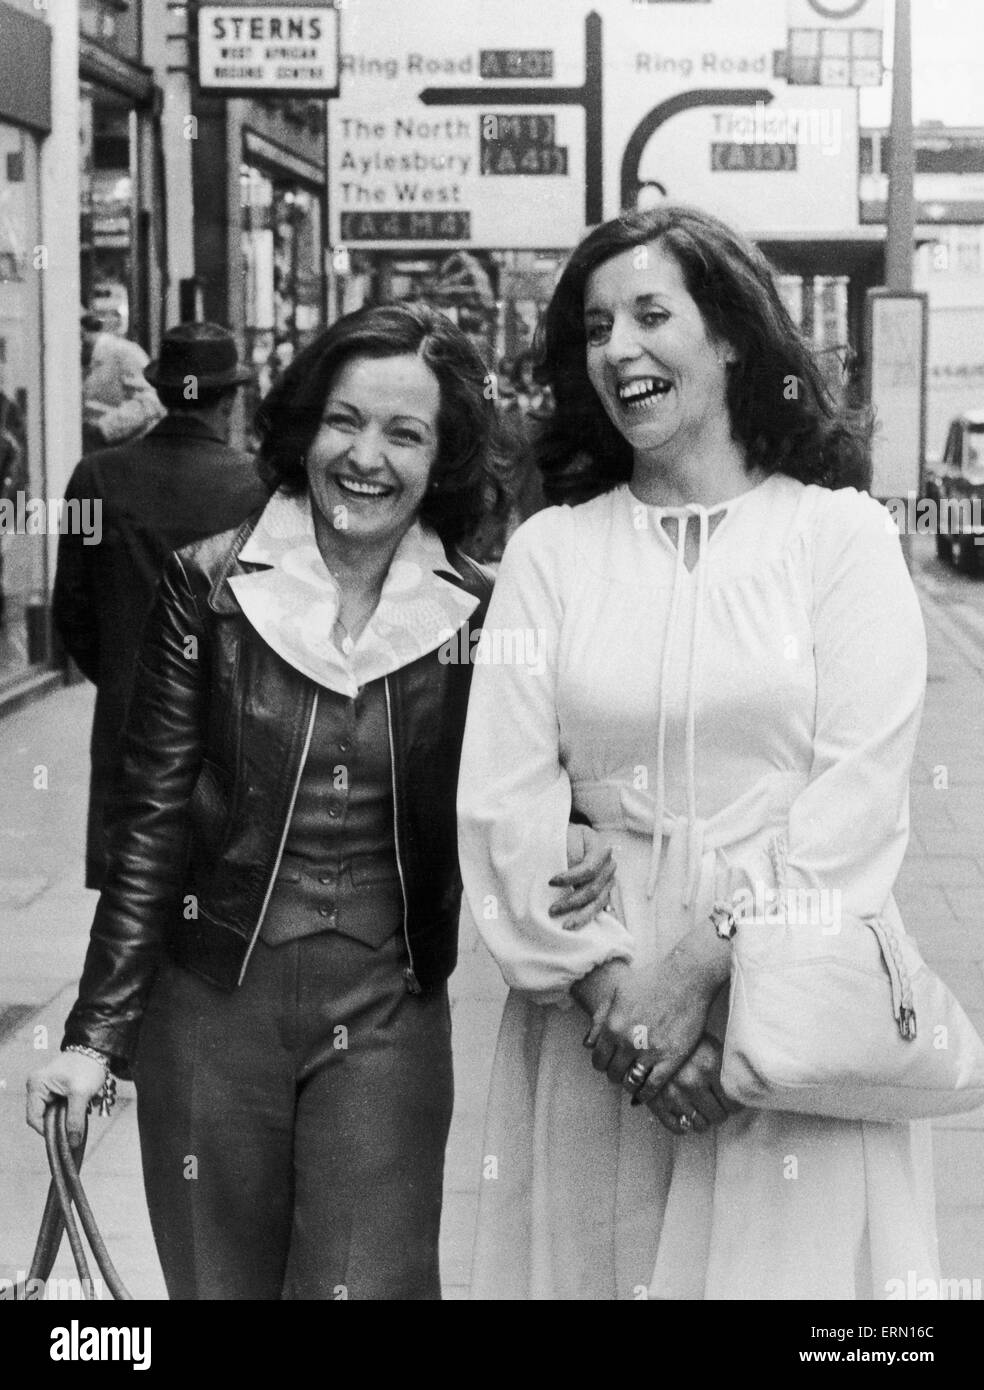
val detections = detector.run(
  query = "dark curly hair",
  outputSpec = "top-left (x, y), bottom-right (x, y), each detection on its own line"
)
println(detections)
top-left (535, 204), bottom-right (871, 505)
top-left (254, 301), bottom-right (501, 546)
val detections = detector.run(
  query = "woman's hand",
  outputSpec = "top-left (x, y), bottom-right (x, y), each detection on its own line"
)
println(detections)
top-left (547, 823), bottom-right (617, 931)
top-left (571, 958), bottom-right (631, 1039)
top-left (646, 1034), bottom-right (744, 1136)
top-left (26, 1053), bottom-right (107, 1146)
top-left (586, 933), bottom-right (731, 1094)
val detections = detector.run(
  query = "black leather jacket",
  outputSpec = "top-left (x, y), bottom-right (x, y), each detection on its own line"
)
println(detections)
top-left (63, 514), bottom-right (492, 1072)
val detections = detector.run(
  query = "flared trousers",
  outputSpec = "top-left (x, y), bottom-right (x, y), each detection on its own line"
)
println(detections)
top-left (133, 929), bottom-right (453, 1300)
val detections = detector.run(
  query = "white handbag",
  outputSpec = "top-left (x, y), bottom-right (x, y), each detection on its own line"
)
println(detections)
top-left (720, 898), bottom-right (984, 1122)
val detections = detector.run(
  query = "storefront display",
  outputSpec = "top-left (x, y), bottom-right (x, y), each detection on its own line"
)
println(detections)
top-left (0, 120), bottom-right (45, 690)
top-left (777, 272), bottom-right (853, 400)
top-left (79, 82), bottom-right (136, 336)
top-left (78, 0), bottom-right (166, 360)
top-left (241, 161), bottom-right (323, 421)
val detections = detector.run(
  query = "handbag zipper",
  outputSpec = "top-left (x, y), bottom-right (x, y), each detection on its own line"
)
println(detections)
top-left (384, 675), bottom-right (420, 993)
top-left (236, 690), bottom-right (319, 986)
top-left (868, 914), bottom-right (918, 1041)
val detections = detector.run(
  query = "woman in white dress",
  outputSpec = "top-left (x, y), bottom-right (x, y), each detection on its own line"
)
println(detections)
top-left (456, 205), bottom-right (939, 1301)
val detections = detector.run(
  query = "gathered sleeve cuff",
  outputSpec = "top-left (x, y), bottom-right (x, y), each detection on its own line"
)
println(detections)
top-left (457, 508), bottom-right (635, 1004)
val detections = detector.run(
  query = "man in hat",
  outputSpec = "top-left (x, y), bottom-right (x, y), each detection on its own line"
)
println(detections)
top-left (81, 312), bottom-right (165, 453)
top-left (54, 322), bottom-right (268, 889)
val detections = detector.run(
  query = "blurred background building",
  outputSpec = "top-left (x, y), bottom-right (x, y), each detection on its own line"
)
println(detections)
top-left (861, 124), bottom-right (984, 453)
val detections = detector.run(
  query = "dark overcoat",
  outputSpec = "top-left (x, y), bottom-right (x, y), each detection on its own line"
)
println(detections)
top-left (52, 414), bottom-right (268, 887)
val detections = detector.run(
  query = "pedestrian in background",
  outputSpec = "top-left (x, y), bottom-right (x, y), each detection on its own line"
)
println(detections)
top-left (80, 311), bottom-right (165, 453)
top-left (511, 349), bottom-right (550, 421)
top-left (509, 353), bottom-right (554, 525)
top-left (464, 357), bottom-right (554, 561)
top-left (30, 302), bottom-right (614, 1300)
top-left (54, 322), bottom-right (265, 889)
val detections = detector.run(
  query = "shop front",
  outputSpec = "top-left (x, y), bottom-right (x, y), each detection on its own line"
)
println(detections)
top-left (240, 134), bottom-right (324, 427)
top-left (0, 2), bottom-right (50, 698)
top-left (191, 94), bottom-right (327, 449)
top-left (79, 1), bottom-right (166, 352)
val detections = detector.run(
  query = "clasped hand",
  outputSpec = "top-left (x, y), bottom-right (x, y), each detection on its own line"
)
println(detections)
top-left (572, 954), bottom-right (742, 1135)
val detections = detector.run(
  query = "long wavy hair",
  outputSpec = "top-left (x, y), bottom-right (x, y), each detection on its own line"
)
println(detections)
top-left (254, 301), bottom-right (502, 546)
top-left (535, 205), bottom-right (871, 504)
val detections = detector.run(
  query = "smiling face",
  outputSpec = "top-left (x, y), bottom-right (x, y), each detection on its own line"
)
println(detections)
top-left (305, 352), bottom-right (440, 549)
top-left (583, 241), bottom-right (737, 470)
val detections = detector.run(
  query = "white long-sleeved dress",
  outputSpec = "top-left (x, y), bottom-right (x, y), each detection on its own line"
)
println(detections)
top-left (456, 473), bottom-right (939, 1301)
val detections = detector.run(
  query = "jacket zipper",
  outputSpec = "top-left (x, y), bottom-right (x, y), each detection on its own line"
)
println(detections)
top-left (384, 675), bottom-right (420, 993)
top-left (236, 690), bottom-right (319, 986)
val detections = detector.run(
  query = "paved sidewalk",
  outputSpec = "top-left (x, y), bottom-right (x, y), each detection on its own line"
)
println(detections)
top-left (892, 583), bottom-right (984, 1285)
top-left (0, 684), bottom-right (166, 1298)
top-left (2, 574), bottom-right (983, 1299)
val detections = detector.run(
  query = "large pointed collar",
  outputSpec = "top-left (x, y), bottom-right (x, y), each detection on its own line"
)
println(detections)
top-left (227, 488), bottom-right (479, 697)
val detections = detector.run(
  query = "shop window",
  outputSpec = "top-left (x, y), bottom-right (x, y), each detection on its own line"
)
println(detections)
top-left (80, 82), bottom-right (138, 337)
top-left (79, 1), bottom-right (138, 59)
top-left (774, 274), bottom-right (850, 399)
top-left (241, 162), bottom-right (323, 425)
top-left (0, 122), bottom-right (46, 688)
top-left (814, 277), bottom-right (849, 353)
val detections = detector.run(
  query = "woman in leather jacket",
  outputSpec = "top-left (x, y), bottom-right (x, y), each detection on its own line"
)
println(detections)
top-left (27, 303), bottom-right (614, 1300)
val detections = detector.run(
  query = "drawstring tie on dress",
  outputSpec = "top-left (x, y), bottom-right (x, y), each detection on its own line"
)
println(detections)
top-left (645, 506), bottom-right (713, 903)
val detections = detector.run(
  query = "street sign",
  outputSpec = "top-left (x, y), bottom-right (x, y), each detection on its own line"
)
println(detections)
top-left (328, 0), bottom-right (860, 251)
top-left (784, 0), bottom-right (884, 86)
top-left (197, 3), bottom-right (340, 96)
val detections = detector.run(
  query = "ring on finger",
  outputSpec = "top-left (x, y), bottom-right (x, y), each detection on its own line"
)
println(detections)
top-left (677, 1112), bottom-right (694, 1133)
top-left (624, 1059), bottom-right (650, 1092)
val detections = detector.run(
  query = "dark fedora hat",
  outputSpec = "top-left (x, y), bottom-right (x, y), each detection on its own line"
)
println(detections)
top-left (144, 322), bottom-right (252, 391)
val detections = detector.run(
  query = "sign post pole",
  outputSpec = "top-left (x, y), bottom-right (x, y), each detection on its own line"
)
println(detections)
top-left (880, 0), bottom-right (919, 566)
top-left (865, 287), bottom-right (927, 568)
top-left (419, 11), bottom-right (604, 227)
top-left (885, 0), bottom-right (914, 292)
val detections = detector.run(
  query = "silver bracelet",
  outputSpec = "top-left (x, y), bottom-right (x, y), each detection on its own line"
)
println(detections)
top-left (64, 1044), bottom-right (118, 1118)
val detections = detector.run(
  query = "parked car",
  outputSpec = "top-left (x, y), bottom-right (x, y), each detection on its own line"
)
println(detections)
top-left (923, 410), bottom-right (984, 572)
